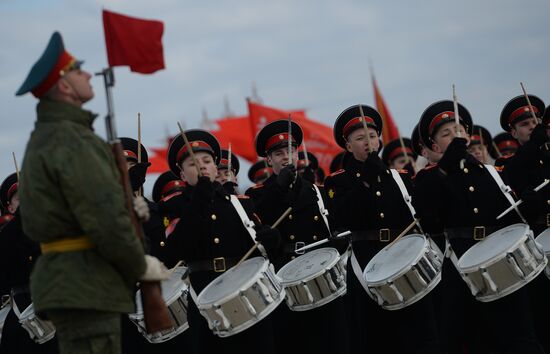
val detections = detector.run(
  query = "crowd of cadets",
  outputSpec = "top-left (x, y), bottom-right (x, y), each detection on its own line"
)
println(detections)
top-left (1, 32), bottom-right (550, 354)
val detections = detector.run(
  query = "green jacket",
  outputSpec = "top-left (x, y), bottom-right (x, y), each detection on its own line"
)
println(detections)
top-left (19, 99), bottom-right (146, 314)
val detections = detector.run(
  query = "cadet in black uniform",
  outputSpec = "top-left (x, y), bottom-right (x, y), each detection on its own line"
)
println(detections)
top-left (381, 137), bottom-right (417, 176)
top-left (413, 100), bottom-right (543, 354)
top-left (162, 129), bottom-right (280, 354)
top-left (323, 105), bottom-right (439, 354)
top-left (246, 120), bottom-right (349, 354)
top-left (500, 95), bottom-right (550, 353)
top-left (492, 132), bottom-right (519, 167)
top-left (0, 173), bottom-right (58, 354)
top-left (216, 148), bottom-right (240, 195)
top-left (152, 171), bottom-right (186, 235)
top-left (467, 125), bottom-right (493, 164)
top-left (296, 150), bottom-right (320, 184)
top-left (247, 160), bottom-right (273, 185)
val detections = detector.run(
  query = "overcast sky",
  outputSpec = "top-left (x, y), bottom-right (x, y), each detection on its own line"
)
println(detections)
top-left (1, 0), bottom-right (549, 195)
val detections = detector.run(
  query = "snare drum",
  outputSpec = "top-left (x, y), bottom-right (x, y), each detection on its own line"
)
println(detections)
top-left (457, 224), bottom-right (547, 302)
top-left (363, 234), bottom-right (443, 310)
top-left (197, 257), bottom-right (285, 337)
top-left (0, 303), bottom-right (11, 342)
top-left (277, 247), bottom-right (346, 311)
top-left (534, 228), bottom-right (550, 279)
top-left (129, 266), bottom-right (189, 343)
top-left (18, 303), bottom-right (56, 344)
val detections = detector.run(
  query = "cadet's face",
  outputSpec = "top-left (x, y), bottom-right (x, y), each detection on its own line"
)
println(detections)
top-left (421, 145), bottom-right (442, 163)
top-left (8, 192), bottom-right (19, 214)
top-left (345, 128), bottom-right (380, 162)
top-left (215, 168), bottom-right (235, 184)
top-left (62, 68), bottom-right (94, 104)
top-left (179, 152), bottom-right (217, 185)
top-left (431, 122), bottom-right (469, 154)
top-left (511, 117), bottom-right (539, 145)
top-left (468, 144), bottom-right (488, 163)
top-left (267, 146), bottom-right (299, 174)
top-left (390, 155), bottom-right (413, 170)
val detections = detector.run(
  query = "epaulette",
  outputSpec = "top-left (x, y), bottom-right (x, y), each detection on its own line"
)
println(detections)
top-left (494, 165), bottom-right (504, 172)
top-left (251, 183), bottom-right (264, 189)
top-left (328, 169), bottom-right (346, 177)
top-left (237, 194), bottom-right (250, 199)
top-left (165, 217), bottom-right (180, 238)
top-left (397, 169), bottom-right (408, 174)
top-left (424, 163), bottom-right (438, 171)
top-left (160, 191), bottom-right (183, 202)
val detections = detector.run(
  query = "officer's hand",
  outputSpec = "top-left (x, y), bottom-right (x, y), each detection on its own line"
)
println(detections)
top-left (530, 124), bottom-right (550, 146)
top-left (222, 181), bottom-right (238, 195)
top-left (301, 166), bottom-right (316, 184)
top-left (276, 165), bottom-right (297, 190)
top-left (438, 137), bottom-right (468, 172)
top-left (194, 175), bottom-right (214, 198)
top-left (133, 196), bottom-right (150, 222)
top-left (128, 162), bottom-right (151, 192)
top-left (255, 225), bottom-right (281, 251)
top-left (363, 152), bottom-right (386, 182)
top-left (140, 255), bottom-right (170, 281)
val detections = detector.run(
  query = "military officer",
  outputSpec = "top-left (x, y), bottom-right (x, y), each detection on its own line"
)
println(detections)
top-left (246, 120), bottom-right (349, 354)
top-left (0, 173), bottom-right (59, 354)
top-left (500, 95), bottom-right (550, 353)
top-left (324, 105), bottom-right (439, 353)
top-left (162, 129), bottom-right (280, 354)
top-left (413, 100), bottom-right (543, 353)
top-left (15, 32), bottom-right (168, 354)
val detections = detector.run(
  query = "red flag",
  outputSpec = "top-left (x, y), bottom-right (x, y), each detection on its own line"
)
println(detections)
top-left (102, 10), bottom-right (165, 74)
top-left (147, 146), bottom-right (169, 173)
top-left (247, 101), bottom-right (340, 173)
top-left (372, 76), bottom-right (400, 142)
top-left (209, 115), bottom-right (257, 162)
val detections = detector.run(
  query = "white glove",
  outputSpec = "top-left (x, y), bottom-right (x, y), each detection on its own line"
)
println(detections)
top-left (133, 196), bottom-right (150, 222)
top-left (140, 255), bottom-right (170, 281)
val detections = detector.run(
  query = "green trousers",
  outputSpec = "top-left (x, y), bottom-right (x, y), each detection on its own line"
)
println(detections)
top-left (47, 309), bottom-right (121, 354)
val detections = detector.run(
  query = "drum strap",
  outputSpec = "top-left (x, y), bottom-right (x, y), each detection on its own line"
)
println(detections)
top-left (10, 295), bottom-right (22, 319)
top-left (350, 248), bottom-right (373, 295)
top-left (229, 195), bottom-right (267, 257)
top-left (484, 164), bottom-right (527, 223)
top-left (390, 170), bottom-right (420, 230)
top-left (312, 184), bottom-right (331, 234)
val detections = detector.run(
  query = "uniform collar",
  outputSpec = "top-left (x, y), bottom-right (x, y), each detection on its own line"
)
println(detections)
top-left (36, 99), bottom-right (98, 129)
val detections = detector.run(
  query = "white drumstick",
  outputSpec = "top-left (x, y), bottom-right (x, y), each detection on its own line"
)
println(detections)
top-left (496, 179), bottom-right (549, 220)
top-left (294, 231), bottom-right (351, 253)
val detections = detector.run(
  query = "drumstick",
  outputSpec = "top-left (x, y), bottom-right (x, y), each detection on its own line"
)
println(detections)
top-left (491, 141), bottom-right (503, 159)
top-left (520, 82), bottom-right (540, 122)
top-left (236, 207), bottom-right (293, 266)
top-left (496, 179), bottom-right (550, 220)
top-left (294, 230), bottom-right (352, 253)
top-left (177, 122), bottom-right (201, 176)
top-left (358, 105), bottom-right (373, 154)
top-left (388, 219), bottom-right (419, 248)
top-left (452, 84), bottom-right (462, 138)
top-left (302, 139), bottom-right (310, 167)
top-left (227, 142), bottom-right (233, 182)
top-left (137, 113), bottom-right (143, 197)
top-left (12, 152), bottom-right (20, 182)
top-left (169, 260), bottom-right (184, 274)
top-left (288, 114), bottom-right (293, 166)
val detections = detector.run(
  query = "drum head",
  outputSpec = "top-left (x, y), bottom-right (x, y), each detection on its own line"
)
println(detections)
top-left (458, 224), bottom-right (529, 269)
top-left (277, 247), bottom-right (340, 284)
top-left (536, 228), bottom-right (550, 252)
top-left (134, 266), bottom-right (188, 314)
top-left (198, 257), bottom-right (267, 305)
top-left (364, 234), bottom-right (426, 283)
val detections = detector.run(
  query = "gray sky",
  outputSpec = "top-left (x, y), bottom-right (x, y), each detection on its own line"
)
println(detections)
top-left (1, 0), bottom-right (549, 195)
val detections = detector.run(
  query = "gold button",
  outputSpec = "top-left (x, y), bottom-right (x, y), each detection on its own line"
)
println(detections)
top-left (314, 215), bottom-right (319, 221)
top-left (211, 214), bottom-right (217, 221)
top-left (473, 208), bottom-right (479, 214)
top-left (28, 256), bottom-right (33, 261)
top-left (214, 237), bottom-right (220, 244)
top-left (547, 200), bottom-right (550, 205)
top-left (386, 170), bottom-right (390, 174)
top-left (313, 235), bottom-right (318, 241)
top-left (479, 164), bottom-right (484, 169)
top-left (356, 173), bottom-right (361, 178)
top-left (289, 235), bottom-right (295, 240)
top-left (379, 213), bottom-right (385, 219)
top-left (376, 191), bottom-right (382, 197)
top-left (160, 241), bottom-right (165, 247)
top-left (463, 168), bottom-right (469, 173)
top-left (469, 186), bottom-right (475, 192)
top-left (540, 160), bottom-right (544, 165)
top-left (288, 214), bottom-right (293, 220)
top-left (225, 196), bottom-right (230, 200)
top-left (291, 256), bottom-right (296, 260)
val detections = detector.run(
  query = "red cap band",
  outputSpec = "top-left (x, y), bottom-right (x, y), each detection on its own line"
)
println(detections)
top-left (253, 167), bottom-right (272, 181)
top-left (32, 51), bottom-right (76, 98)
top-left (508, 105), bottom-right (540, 126)
top-left (123, 150), bottom-right (137, 160)
top-left (428, 111), bottom-right (456, 136)
top-left (160, 180), bottom-right (184, 197)
top-left (265, 133), bottom-right (295, 152)
top-left (388, 147), bottom-right (413, 161)
top-left (176, 141), bottom-right (213, 162)
top-left (497, 140), bottom-right (519, 150)
top-left (7, 183), bottom-right (18, 204)
top-left (343, 116), bottom-right (375, 138)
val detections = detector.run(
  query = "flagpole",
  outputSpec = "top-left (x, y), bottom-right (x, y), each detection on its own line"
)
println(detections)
top-left (358, 105), bottom-right (373, 154)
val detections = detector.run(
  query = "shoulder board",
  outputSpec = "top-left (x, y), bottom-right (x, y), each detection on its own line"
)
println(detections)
top-left (165, 218), bottom-right (181, 238)
top-left (424, 164), bottom-right (438, 171)
top-left (494, 166), bottom-right (504, 172)
top-left (237, 194), bottom-right (250, 199)
top-left (328, 169), bottom-right (346, 177)
top-left (251, 184), bottom-right (264, 189)
top-left (397, 169), bottom-right (408, 174)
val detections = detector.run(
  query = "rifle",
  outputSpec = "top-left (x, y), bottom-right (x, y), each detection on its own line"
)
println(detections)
top-left (97, 67), bottom-right (173, 333)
